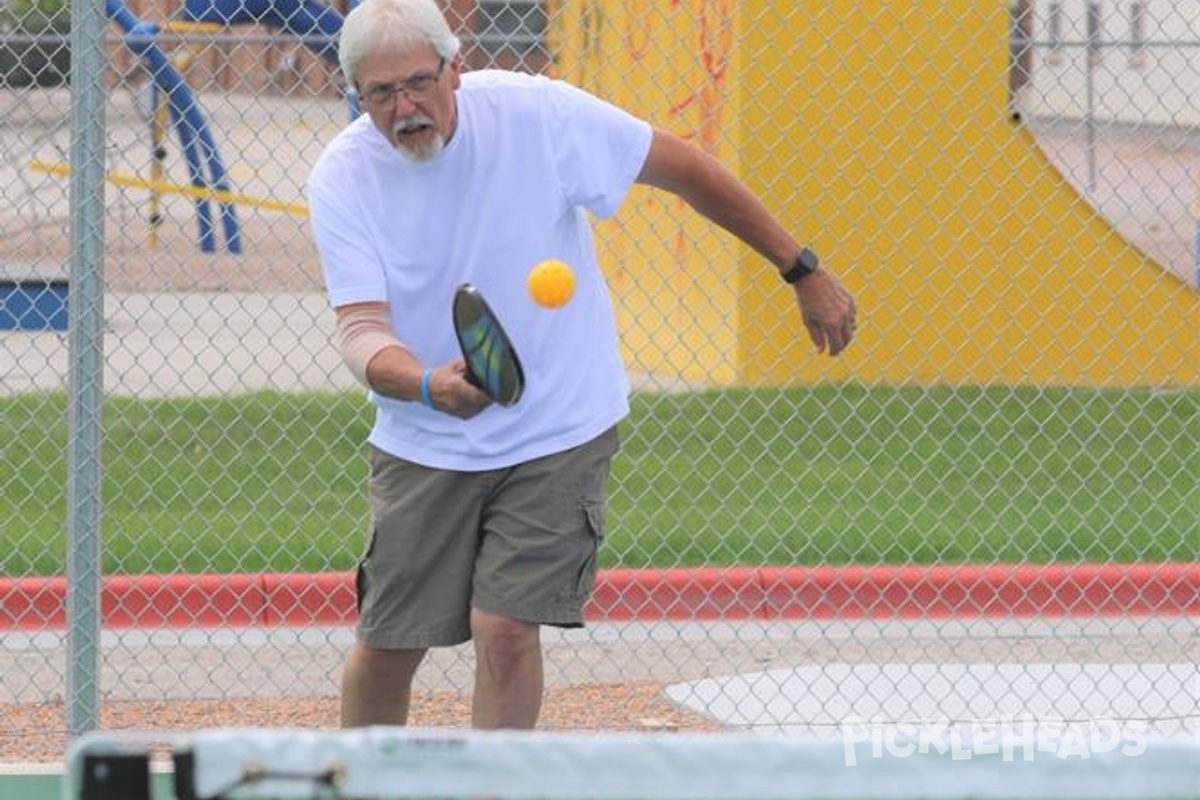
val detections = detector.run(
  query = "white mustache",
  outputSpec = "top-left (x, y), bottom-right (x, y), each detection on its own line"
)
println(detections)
top-left (393, 114), bottom-right (434, 135)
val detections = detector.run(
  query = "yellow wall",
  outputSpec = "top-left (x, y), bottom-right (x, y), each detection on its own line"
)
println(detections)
top-left (549, 0), bottom-right (746, 385)
top-left (551, 1), bottom-right (1199, 388)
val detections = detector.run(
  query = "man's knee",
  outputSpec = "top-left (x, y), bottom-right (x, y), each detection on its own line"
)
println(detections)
top-left (471, 609), bottom-right (539, 657)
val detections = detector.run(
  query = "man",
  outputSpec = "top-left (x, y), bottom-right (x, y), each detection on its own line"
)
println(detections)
top-left (307, 0), bottom-right (857, 730)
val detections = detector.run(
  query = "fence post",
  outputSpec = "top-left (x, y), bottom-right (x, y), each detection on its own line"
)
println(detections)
top-left (65, 0), bottom-right (109, 738)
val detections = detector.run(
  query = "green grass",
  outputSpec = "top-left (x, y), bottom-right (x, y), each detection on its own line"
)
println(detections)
top-left (1, 386), bottom-right (1195, 577)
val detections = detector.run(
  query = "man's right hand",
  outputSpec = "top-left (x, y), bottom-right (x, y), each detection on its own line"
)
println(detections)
top-left (426, 360), bottom-right (492, 419)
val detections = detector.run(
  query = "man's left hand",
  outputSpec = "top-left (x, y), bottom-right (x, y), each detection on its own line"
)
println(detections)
top-left (794, 271), bottom-right (857, 357)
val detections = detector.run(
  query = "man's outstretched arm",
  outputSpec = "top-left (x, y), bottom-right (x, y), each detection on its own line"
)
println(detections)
top-left (636, 128), bottom-right (857, 355)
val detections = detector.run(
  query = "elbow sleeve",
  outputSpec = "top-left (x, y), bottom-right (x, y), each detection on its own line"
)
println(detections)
top-left (336, 306), bottom-right (406, 388)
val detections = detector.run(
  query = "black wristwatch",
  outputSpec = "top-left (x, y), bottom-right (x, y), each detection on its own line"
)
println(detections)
top-left (781, 247), bottom-right (819, 283)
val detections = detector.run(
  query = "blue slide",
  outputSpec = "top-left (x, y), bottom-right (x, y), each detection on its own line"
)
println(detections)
top-left (106, 0), bottom-right (353, 252)
top-left (107, 0), bottom-right (242, 253)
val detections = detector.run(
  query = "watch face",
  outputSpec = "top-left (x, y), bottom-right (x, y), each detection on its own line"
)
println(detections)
top-left (798, 248), bottom-right (818, 272)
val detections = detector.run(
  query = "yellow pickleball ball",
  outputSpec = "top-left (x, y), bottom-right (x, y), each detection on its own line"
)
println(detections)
top-left (527, 259), bottom-right (576, 309)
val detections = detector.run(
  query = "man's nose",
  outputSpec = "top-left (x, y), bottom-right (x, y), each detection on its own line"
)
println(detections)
top-left (391, 90), bottom-right (419, 111)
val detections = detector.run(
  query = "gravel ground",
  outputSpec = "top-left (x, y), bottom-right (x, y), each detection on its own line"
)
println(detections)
top-left (1, 683), bottom-right (724, 763)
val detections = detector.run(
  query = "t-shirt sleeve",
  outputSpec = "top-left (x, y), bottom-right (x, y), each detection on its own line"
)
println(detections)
top-left (545, 80), bottom-right (653, 220)
top-left (306, 152), bottom-right (389, 308)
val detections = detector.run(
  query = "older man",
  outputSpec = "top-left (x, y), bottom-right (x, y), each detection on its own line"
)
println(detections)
top-left (307, 0), bottom-right (856, 730)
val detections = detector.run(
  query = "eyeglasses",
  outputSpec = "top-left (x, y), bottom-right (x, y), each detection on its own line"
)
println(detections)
top-left (362, 59), bottom-right (446, 106)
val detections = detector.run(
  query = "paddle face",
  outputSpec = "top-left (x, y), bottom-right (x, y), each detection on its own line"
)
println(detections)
top-left (452, 284), bottom-right (525, 407)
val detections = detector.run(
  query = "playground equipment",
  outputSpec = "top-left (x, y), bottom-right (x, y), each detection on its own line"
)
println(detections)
top-left (27, 160), bottom-right (311, 217)
top-left (106, 0), bottom-right (241, 253)
top-left (146, 20), bottom-right (221, 250)
top-left (179, 0), bottom-right (342, 62)
top-left (51, 0), bottom-right (345, 253)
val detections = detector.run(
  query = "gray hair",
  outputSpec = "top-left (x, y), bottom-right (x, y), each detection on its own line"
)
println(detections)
top-left (339, 0), bottom-right (462, 88)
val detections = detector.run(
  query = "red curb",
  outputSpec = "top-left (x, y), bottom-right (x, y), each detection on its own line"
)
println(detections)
top-left (2, 564), bottom-right (1198, 630)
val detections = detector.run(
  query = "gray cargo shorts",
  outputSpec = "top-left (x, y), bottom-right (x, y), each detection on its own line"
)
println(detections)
top-left (354, 426), bottom-right (619, 649)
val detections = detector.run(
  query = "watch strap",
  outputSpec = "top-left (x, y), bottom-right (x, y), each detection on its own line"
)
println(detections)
top-left (781, 247), bottom-right (819, 283)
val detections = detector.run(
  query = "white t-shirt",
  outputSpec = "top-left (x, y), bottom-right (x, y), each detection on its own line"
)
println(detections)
top-left (307, 70), bottom-right (653, 470)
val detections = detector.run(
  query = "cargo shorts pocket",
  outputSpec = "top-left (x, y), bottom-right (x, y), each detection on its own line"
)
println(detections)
top-left (574, 500), bottom-right (606, 599)
top-left (354, 527), bottom-right (378, 615)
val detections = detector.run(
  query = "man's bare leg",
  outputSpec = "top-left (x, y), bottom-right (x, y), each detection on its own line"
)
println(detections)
top-left (340, 642), bottom-right (427, 727)
top-left (470, 609), bottom-right (543, 729)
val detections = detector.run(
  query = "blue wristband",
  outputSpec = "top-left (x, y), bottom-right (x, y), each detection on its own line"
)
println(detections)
top-left (419, 368), bottom-right (435, 410)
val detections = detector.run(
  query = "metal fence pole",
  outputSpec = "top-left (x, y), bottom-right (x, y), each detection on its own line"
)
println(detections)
top-left (1085, 0), bottom-right (1101, 194)
top-left (65, 0), bottom-right (109, 738)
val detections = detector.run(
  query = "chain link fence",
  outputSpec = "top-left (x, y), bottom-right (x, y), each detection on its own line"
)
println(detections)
top-left (2, 0), bottom-right (1197, 761)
